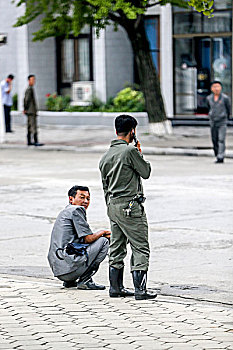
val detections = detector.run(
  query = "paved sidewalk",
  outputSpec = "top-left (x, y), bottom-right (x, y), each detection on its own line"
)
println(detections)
top-left (0, 276), bottom-right (233, 350)
top-left (1, 124), bottom-right (233, 158)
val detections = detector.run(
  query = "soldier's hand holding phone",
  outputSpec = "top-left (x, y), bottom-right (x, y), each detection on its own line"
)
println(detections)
top-left (132, 132), bottom-right (142, 153)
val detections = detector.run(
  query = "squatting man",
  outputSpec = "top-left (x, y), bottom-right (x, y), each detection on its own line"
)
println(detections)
top-left (48, 185), bottom-right (111, 289)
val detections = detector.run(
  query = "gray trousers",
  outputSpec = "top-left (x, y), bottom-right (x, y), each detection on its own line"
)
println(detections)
top-left (210, 121), bottom-right (227, 160)
top-left (58, 237), bottom-right (109, 282)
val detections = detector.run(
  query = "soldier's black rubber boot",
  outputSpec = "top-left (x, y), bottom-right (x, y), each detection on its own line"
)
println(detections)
top-left (118, 267), bottom-right (134, 297)
top-left (109, 266), bottom-right (134, 297)
top-left (132, 270), bottom-right (157, 300)
top-left (77, 263), bottom-right (105, 290)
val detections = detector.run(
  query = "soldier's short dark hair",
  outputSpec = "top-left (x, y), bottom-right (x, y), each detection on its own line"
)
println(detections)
top-left (7, 74), bottom-right (14, 80)
top-left (115, 115), bottom-right (138, 136)
top-left (28, 74), bottom-right (35, 80)
top-left (68, 185), bottom-right (90, 198)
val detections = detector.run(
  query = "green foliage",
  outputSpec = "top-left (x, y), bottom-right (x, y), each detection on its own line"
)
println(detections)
top-left (188, 0), bottom-right (214, 16)
top-left (48, 88), bottom-right (145, 112)
top-left (113, 87), bottom-right (145, 112)
top-left (13, 0), bottom-right (215, 41)
top-left (45, 93), bottom-right (71, 111)
top-left (12, 93), bottom-right (18, 111)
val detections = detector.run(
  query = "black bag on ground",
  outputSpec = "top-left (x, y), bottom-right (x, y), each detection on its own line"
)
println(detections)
top-left (56, 242), bottom-right (89, 265)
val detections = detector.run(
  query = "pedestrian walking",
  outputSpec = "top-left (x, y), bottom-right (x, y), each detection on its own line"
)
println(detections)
top-left (23, 74), bottom-right (43, 146)
top-left (207, 81), bottom-right (231, 163)
top-left (1, 74), bottom-right (14, 132)
top-left (99, 114), bottom-right (157, 300)
top-left (48, 185), bottom-right (110, 289)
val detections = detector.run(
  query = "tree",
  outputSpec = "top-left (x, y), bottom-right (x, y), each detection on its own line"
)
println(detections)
top-left (14, 0), bottom-right (214, 123)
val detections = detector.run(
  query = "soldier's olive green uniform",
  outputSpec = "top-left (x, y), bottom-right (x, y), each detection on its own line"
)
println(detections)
top-left (99, 139), bottom-right (151, 271)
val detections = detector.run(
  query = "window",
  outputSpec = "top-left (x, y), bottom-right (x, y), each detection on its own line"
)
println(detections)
top-left (145, 16), bottom-right (160, 74)
top-left (57, 27), bottom-right (93, 95)
top-left (173, 1), bottom-right (232, 116)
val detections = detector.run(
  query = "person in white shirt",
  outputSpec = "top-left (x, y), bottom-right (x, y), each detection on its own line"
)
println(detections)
top-left (1, 74), bottom-right (14, 132)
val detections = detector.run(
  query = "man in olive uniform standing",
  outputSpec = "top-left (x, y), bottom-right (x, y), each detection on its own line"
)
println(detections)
top-left (99, 115), bottom-right (157, 300)
top-left (24, 74), bottom-right (43, 146)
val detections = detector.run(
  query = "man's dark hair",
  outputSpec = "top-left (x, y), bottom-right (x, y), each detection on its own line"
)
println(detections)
top-left (7, 74), bottom-right (14, 80)
top-left (68, 185), bottom-right (90, 198)
top-left (28, 74), bottom-right (35, 80)
top-left (115, 114), bottom-right (138, 136)
top-left (211, 80), bottom-right (222, 87)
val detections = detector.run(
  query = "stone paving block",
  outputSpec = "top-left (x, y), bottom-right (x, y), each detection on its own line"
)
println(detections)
top-left (105, 344), bottom-right (144, 350)
top-left (95, 334), bottom-right (130, 340)
top-left (132, 340), bottom-right (172, 348)
top-left (73, 343), bottom-right (109, 348)
top-left (89, 329), bottom-right (122, 335)
top-left (212, 334), bottom-right (233, 341)
top-left (188, 340), bottom-right (222, 346)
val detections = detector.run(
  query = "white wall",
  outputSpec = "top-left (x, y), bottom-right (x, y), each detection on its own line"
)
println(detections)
top-left (0, 1), bottom-right (57, 110)
top-left (0, 0), bottom-right (19, 99)
top-left (105, 25), bottom-right (133, 99)
top-left (28, 17), bottom-right (57, 109)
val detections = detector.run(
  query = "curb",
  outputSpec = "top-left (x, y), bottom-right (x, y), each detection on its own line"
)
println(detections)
top-left (1, 143), bottom-right (233, 158)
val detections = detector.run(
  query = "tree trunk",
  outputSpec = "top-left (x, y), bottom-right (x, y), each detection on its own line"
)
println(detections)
top-left (124, 17), bottom-right (167, 123)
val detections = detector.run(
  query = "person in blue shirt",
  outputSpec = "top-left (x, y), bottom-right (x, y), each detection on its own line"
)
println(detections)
top-left (1, 74), bottom-right (14, 132)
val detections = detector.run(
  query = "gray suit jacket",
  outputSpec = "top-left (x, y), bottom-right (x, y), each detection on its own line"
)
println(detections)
top-left (24, 86), bottom-right (37, 115)
top-left (47, 205), bottom-right (93, 277)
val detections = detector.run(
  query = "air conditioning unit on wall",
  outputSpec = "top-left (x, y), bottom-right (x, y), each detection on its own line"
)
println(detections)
top-left (71, 81), bottom-right (94, 106)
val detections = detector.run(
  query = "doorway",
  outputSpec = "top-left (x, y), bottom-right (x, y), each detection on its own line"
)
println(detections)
top-left (174, 36), bottom-right (232, 115)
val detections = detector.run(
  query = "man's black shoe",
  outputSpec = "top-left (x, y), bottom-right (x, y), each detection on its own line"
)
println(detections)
top-left (34, 142), bottom-right (44, 147)
top-left (63, 281), bottom-right (78, 288)
top-left (77, 279), bottom-right (105, 290)
top-left (215, 158), bottom-right (224, 163)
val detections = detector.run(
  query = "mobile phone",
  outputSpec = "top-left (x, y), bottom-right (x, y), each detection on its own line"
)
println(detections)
top-left (132, 132), bottom-right (138, 147)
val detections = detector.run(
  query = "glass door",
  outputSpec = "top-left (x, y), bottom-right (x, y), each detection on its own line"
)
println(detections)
top-left (174, 36), bottom-right (232, 115)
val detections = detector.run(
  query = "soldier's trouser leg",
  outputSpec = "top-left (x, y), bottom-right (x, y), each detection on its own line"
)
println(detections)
top-left (31, 114), bottom-right (38, 143)
top-left (108, 200), bottom-right (150, 272)
top-left (109, 220), bottom-right (128, 270)
top-left (27, 114), bottom-right (33, 144)
top-left (217, 123), bottom-right (227, 160)
top-left (58, 237), bottom-right (109, 282)
top-left (211, 123), bottom-right (218, 157)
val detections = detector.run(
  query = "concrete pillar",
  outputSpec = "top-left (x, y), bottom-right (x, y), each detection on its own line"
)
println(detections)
top-left (93, 30), bottom-right (107, 103)
top-left (160, 4), bottom-right (173, 118)
top-left (16, 4), bottom-right (29, 112)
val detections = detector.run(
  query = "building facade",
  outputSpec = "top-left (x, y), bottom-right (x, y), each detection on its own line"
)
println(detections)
top-left (0, 0), bottom-right (232, 117)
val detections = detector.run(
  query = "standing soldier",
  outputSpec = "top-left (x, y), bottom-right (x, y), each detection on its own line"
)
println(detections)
top-left (99, 114), bottom-right (157, 300)
top-left (24, 74), bottom-right (43, 146)
top-left (207, 81), bottom-right (231, 163)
